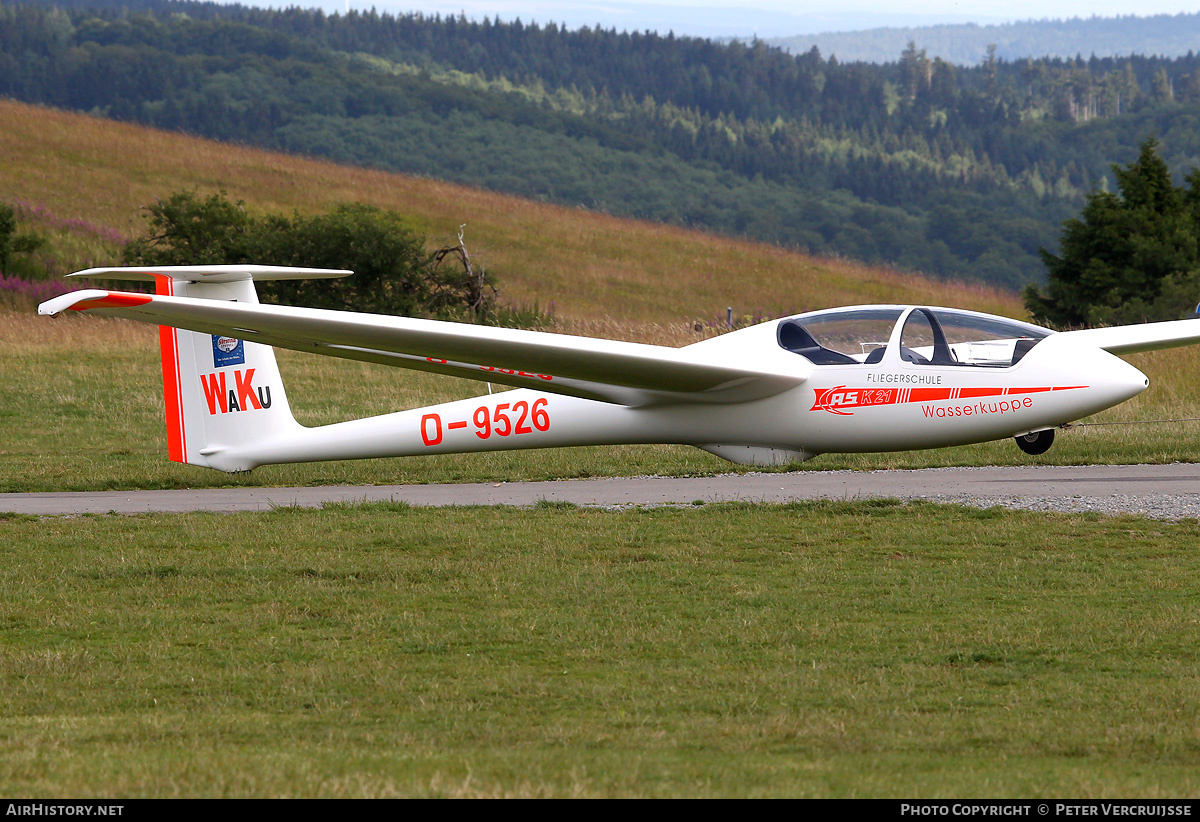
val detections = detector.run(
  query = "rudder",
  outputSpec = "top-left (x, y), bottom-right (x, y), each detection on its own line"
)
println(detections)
top-left (74, 265), bottom-right (350, 471)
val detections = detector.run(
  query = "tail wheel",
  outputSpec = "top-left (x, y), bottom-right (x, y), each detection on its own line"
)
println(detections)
top-left (1015, 428), bottom-right (1055, 455)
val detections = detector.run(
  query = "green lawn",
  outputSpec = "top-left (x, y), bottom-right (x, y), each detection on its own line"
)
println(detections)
top-left (1, 501), bottom-right (1198, 797)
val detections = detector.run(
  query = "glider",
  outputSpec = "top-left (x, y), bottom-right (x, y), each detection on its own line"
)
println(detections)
top-left (37, 265), bottom-right (1200, 472)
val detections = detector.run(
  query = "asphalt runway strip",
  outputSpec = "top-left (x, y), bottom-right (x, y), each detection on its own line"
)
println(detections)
top-left (2, 464), bottom-right (1199, 517)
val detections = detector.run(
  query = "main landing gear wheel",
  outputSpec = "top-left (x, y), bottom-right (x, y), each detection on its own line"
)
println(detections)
top-left (1015, 428), bottom-right (1055, 455)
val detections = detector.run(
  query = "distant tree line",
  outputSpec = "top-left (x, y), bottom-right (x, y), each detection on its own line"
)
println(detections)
top-left (770, 13), bottom-right (1200, 66)
top-left (6, 0), bottom-right (1200, 291)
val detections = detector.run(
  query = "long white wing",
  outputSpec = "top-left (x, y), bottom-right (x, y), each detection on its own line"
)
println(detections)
top-left (39, 289), bottom-right (807, 406)
top-left (1055, 319), bottom-right (1200, 355)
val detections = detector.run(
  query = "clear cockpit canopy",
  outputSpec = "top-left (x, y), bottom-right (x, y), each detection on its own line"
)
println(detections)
top-left (777, 307), bottom-right (1052, 367)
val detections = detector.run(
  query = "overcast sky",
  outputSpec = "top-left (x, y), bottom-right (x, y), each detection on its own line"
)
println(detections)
top-left (316, 2), bottom-right (1200, 37)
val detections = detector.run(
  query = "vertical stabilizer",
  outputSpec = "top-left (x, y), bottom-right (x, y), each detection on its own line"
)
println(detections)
top-left (70, 265), bottom-right (350, 470)
top-left (154, 274), bottom-right (302, 469)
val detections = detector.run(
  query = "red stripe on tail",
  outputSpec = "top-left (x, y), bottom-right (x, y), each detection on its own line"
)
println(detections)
top-left (154, 276), bottom-right (187, 464)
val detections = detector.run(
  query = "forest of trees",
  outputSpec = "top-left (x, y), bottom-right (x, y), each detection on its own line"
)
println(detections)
top-left (5, 0), bottom-right (1200, 292)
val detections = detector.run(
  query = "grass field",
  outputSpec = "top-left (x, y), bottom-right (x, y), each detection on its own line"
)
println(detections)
top-left (6, 100), bottom-right (1200, 799)
top-left (2, 501), bottom-right (1199, 797)
top-left (5, 308), bottom-right (1200, 493)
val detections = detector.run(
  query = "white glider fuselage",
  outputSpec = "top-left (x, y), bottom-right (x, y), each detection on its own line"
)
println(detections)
top-left (217, 314), bottom-right (1146, 472)
top-left (39, 266), bottom-right (1187, 473)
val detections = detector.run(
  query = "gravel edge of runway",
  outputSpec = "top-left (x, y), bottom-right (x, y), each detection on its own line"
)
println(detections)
top-left (587, 490), bottom-right (1200, 520)
top-left (907, 493), bottom-right (1200, 520)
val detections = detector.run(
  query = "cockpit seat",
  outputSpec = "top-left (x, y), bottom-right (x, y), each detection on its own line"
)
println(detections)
top-left (777, 320), bottom-right (859, 365)
top-left (1011, 337), bottom-right (1038, 365)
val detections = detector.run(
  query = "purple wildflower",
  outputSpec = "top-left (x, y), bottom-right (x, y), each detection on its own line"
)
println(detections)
top-left (0, 275), bottom-right (84, 303)
top-left (10, 199), bottom-right (126, 245)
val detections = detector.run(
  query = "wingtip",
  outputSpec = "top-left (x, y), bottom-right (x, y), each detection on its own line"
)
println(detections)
top-left (38, 290), bottom-right (102, 316)
top-left (37, 289), bottom-right (152, 316)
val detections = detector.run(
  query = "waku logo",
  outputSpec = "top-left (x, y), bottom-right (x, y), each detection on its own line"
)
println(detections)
top-left (199, 369), bottom-right (273, 414)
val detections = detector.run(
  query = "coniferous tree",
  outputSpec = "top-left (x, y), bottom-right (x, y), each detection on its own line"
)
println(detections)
top-left (1025, 138), bottom-right (1200, 325)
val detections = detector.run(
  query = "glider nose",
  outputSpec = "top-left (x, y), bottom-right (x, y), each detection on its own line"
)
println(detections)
top-left (1100, 353), bottom-right (1149, 405)
top-left (1032, 338), bottom-right (1150, 418)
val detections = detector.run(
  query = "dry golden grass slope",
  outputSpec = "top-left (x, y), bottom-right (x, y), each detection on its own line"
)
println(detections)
top-left (0, 99), bottom-right (1023, 325)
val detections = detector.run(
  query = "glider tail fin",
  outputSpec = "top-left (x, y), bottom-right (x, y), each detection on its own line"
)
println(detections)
top-left (74, 266), bottom-right (350, 471)
top-left (153, 273), bottom-right (301, 470)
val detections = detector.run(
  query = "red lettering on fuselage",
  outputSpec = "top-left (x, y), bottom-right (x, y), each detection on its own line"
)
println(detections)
top-left (200, 372), bottom-right (227, 415)
top-left (235, 368), bottom-right (263, 411)
top-left (811, 385), bottom-right (1086, 416)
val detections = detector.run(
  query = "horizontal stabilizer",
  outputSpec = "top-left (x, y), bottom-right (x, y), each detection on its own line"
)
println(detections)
top-left (69, 265), bottom-right (352, 284)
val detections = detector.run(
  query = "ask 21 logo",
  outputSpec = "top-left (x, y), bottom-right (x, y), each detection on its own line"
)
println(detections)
top-left (810, 386), bottom-right (899, 415)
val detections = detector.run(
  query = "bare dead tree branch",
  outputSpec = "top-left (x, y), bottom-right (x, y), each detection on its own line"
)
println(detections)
top-left (431, 224), bottom-right (495, 320)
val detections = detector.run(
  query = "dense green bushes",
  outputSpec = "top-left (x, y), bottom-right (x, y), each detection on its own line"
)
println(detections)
top-left (0, 204), bottom-right (15, 274)
top-left (0, 202), bottom-right (49, 280)
top-left (124, 190), bottom-right (495, 319)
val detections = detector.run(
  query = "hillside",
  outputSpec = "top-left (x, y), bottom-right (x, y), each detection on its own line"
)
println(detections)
top-left (11, 2), bottom-right (1200, 295)
top-left (0, 99), bottom-right (1022, 327)
top-left (0, 0), bottom-right (1142, 291)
